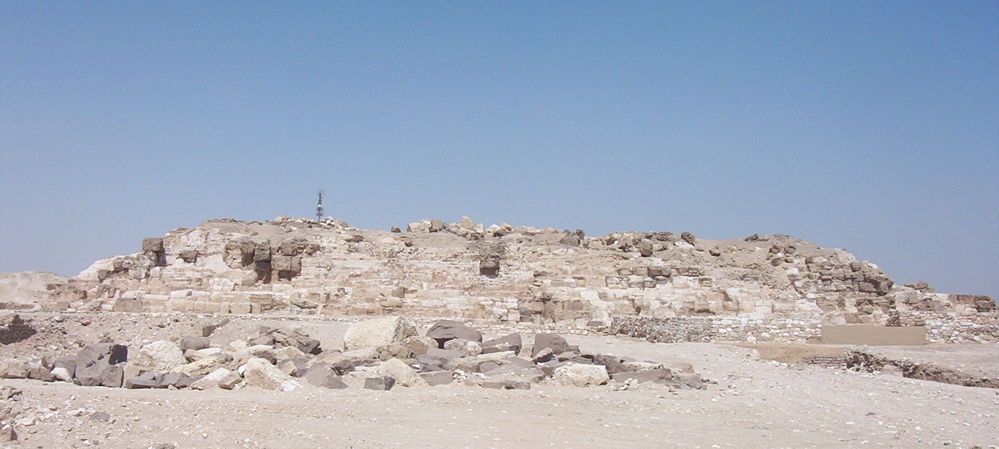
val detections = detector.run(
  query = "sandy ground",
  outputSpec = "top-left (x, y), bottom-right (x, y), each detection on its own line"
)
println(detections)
top-left (1, 314), bottom-right (997, 449)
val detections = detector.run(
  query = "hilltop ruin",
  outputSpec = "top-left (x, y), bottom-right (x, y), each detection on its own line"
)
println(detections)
top-left (21, 216), bottom-right (989, 344)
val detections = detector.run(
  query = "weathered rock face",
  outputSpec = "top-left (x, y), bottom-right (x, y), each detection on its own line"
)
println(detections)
top-left (26, 216), bottom-right (992, 327)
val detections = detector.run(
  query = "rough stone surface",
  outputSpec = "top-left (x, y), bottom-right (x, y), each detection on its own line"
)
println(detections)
top-left (481, 333), bottom-right (522, 355)
top-left (363, 375), bottom-right (395, 391)
top-left (377, 358), bottom-right (422, 387)
top-left (190, 368), bottom-right (232, 390)
top-left (16, 217), bottom-right (990, 340)
top-left (343, 317), bottom-right (418, 351)
top-left (553, 363), bottom-right (610, 387)
top-left (533, 333), bottom-right (573, 357)
top-left (241, 357), bottom-right (290, 390)
top-left (132, 341), bottom-right (187, 372)
top-left (443, 339), bottom-right (482, 357)
top-left (426, 320), bottom-right (483, 347)
top-left (303, 365), bottom-right (349, 389)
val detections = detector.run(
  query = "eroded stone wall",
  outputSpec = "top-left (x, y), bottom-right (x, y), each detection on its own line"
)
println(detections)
top-left (42, 217), bottom-right (993, 333)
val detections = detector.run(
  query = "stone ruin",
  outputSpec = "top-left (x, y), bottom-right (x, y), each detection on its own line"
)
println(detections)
top-left (36, 216), bottom-right (993, 340)
top-left (0, 315), bottom-right (701, 392)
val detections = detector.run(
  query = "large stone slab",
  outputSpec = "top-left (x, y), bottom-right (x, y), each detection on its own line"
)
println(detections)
top-left (426, 320), bottom-right (482, 348)
top-left (132, 341), bottom-right (187, 372)
top-left (481, 333), bottom-right (522, 355)
top-left (241, 357), bottom-right (289, 390)
top-left (553, 363), bottom-right (609, 387)
top-left (343, 317), bottom-right (418, 351)
top-left (303, 365), bottom-right (349, 389)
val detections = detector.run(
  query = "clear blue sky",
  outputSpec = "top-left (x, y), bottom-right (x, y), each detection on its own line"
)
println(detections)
top-left (2, 2), bottom-right (997, 298)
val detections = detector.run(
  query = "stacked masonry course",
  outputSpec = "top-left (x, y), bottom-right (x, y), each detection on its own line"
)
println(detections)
top-left (42, 217), bottom-right (995, 343)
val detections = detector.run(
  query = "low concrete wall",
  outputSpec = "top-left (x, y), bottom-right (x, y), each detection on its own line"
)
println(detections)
top-left (820, 325), bottom-right (926, 346)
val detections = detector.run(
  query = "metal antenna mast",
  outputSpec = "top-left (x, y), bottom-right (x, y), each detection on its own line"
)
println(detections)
top-left (316, 190), bottom-right (324, 221)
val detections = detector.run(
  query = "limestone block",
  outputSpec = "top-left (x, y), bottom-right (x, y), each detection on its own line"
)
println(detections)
top-left (272, 255), bottom-right (294, 272)
top-left (407, 220), bottom-right (431, 233)
top-left (228, 302), bottom-right (252, 314)
top-left (363, 375), bottom-right (396, 390)
top-left (426, 320), bottom-right (483, 347)
top-left (377, 358), bottom-right (423, 387)
top-left (171, 357), bottom-right (224, 377)
top-left (132, 341), bottom-right (187, 372)
top-left (343, 316), bottom-right (418, 350)
top-left (241, 357), bottom-right (289, 390)
top-left (443, 339), bottom-right (482, 357)
top-left (190, 368), bottom-right (232, 390)
top-left (180, 336), bottom-right (211, 352)
top-left (553, 363), bottom-right (609, 387)
top-left (179, 249), bottom-right (198, 263)
top-left (303, 365), bottom-right (348, 389)
top-left (673, 276), bottom-right (693, 289)
top-left (142, 238), bottom-right (164, 252)
top-left (533, 334), bottom-right (573, 357)
top-left (253, 246), bottom-right (271, 262)
top-left (0, 359), bottom-right (27, 379)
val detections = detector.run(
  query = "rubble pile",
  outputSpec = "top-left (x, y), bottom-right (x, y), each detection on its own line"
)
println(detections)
top-left (845, 349), bottom-right (999, 389)
top-left (0, 316), bottom-right (704, 393)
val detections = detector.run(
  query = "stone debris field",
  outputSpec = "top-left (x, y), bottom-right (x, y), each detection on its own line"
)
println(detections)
top-left (0, 216), bottom-right (995, 448)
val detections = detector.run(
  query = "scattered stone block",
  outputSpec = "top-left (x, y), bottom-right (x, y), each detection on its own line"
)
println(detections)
top-left (26, 359), bottom-right (55, 382)
top-left (172, 357), bottom-right (226, 377)
top-left (426, 320), bottom-right (483, 348)
top-left (420, 370), bottom-right (454, 386)
top-left (378, 358), bottom-right (422, 387)
top-left (241, 357), bottom-right (289, 390)
top-left (343, 316), bottom-right (418, 351)
top-left (100, 364), bottom-right (124, 388)
top-left (401, 336), bottom-right (437, 355)
top-left (219, 371), bottom-right (243, 390)
top-left (180, 336), bottom-right (211, 352)
top-left (190, 368), bottom-right (232, 390)
top-left (0, 359), bottom-right (27, 379)
top-left (482, 333), bottom-right (522, 355)
top-left (553, 363), bottom-right (609, 387)
top-left (303, 365), bottom-right (349, 389)
top-left (132, 341), bottom-right (187, 372)
top-left (532, 348), bottom-right (555, 364)
top-left (125, 377), bottom-right (161, 389)
top-left (443, 339), bottom-right (482, 357)
top-left (532, 334), bottom-right (573, 357)
top-left (363, 375), bottom-right (396, 391)
top-left (160, 372), bottom-right (196, 388)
